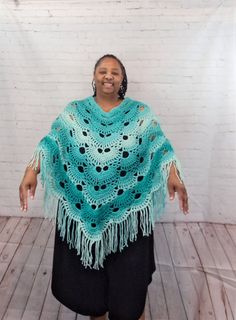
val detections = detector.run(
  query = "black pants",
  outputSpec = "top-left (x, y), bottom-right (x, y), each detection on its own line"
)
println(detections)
top-left (51, 218), bottom-right (156, 320)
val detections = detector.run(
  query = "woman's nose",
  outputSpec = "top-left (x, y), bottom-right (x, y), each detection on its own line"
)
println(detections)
top-left (104, 73), bottom-right (113, 80)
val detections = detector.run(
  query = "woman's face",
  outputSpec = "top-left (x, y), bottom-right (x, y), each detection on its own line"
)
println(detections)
top-left (93, 57), bottom-right (123, 98)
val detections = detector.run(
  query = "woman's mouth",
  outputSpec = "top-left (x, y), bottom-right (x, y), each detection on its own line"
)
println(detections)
top-left (103, 82), bottom-right (113, 87)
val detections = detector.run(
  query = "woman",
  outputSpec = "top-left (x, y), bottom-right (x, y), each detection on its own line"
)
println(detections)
top-left (19, 54), bottom-right (189, 320)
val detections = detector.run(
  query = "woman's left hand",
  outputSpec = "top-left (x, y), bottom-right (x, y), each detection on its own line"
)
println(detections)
top-left (167, 164), bottom-right (189, 215)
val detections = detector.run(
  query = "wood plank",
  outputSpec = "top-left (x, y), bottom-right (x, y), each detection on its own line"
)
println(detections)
top-left (213, 224), bottom-right (236, 270)
top-left (144, 294), bottom-right (152, 320)
top-left (9, 218), bottom-right (31, 244)
top-left (0, 244), bottom-right (32, 319)
top-left (76, 314), bottom-right (89, 320)
top-left (0, 243), bottom-right (18, 283)
top-left (47, 225), bottom-right (55, 248)
top-left (0, 217), bottom-right (35, 285)
top-left (21, 218), bottom-right (43, 245)
top-left (226, 225), bottom-right (236, 247)
top-left (76, 315), bottom-right (90, 320)
top-left (175, 222), bottom-right (216, 320)
top-left (21, 269), bottom-right (51, 320)
top-left (199, 223), bottom-right (236, 318)
top-left (148, 265), bottom-right (168, 319)
top-left (21, 245), bottom-right (53, 320)
top-left (39, 279), bottom-right (60, 320)
top-left (0, 218), bottom-right (20, 243)
top-left (2, 218), bottom-right (52, 320)
top-left (3, 246), bottom-right (46, 320)
top-left (0, 242), bottom-right (5, 255)
top-left (39, 223), bottom-right (59, 320)
top-left (154, 223), bottom-right (187, 320)
top-left (188, 223), bottom-right (231, 320)
top-left (34, 219), bottom-right (53, 247)
top-left (163, 223), bottom-right (201, 320)
top-left (57, 305), bottom-right (77, 320)
top-left (0, 217), bottom-right (9, 234)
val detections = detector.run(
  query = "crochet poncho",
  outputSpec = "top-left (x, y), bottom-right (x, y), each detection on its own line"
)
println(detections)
top-left (29, 96), bottom-right (184, 269)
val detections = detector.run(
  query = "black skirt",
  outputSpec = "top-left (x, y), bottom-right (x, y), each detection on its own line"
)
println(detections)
top-left (51, 215), bottom-right (156, 320)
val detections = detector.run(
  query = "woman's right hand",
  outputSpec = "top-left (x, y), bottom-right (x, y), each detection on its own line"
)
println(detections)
top-left (19, 167), bottom-right (38, 212)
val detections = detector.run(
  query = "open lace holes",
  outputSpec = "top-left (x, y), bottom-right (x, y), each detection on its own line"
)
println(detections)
top-left (79, 147), bottom-right (85, 154)
top-left (122, 151), bottom-right (129, 158)
top-left (59, 181), bottom-right (65, 188)
top-left (78, 166), bottom-right (84, 173)
top-left (77, 184), bottom-right (83, 191)
top-left (76, 203), bottom-right (81, 209)
top-left (149, 134), bottom-right (156, 142)
top-left (120, 170), bottom-right (127, 177)
top-left (152, 120), bottom-right (158, 127)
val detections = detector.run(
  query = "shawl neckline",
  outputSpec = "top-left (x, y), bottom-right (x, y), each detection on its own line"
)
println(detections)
top-left (88, 96), bottom-right (130, 117)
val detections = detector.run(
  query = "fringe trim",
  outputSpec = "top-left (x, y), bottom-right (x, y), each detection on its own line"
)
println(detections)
top-left (28, 145), bottom-right (184, 269)
top-left (55, 200), bottom-right (154, 269)
top-left (27, 149), bottom-right (41, 173)
top-left (27, 147), bottom-right (47, 192)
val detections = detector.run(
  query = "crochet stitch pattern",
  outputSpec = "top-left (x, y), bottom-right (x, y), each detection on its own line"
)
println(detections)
top-left (29, 96), bottom-right (184, 269)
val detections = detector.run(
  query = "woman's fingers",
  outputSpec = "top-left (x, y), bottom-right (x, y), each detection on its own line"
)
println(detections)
top-left (19, 169), bottom-right (38, 212)
top-left (168, 178), bottom-right (189, 214)
top-left (29, 181), bottom-right (37, 200)
top-left (19, 184), bottom-right (29, 212)
top-left (168, 184), bottom-right (175, 201)
top-left (177, 186), bottom-right (189, 214)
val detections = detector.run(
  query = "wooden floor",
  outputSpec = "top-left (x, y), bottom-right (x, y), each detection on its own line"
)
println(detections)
top-left (0, 217), bottom-right (235, 320)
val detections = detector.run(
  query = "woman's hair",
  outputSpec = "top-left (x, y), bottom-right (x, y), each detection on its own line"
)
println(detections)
top-left (92, 54), bottom-right (128, 99)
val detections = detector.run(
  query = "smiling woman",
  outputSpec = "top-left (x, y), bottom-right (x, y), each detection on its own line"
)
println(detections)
top-left (92, 54), bottom-right (128, 112)
top-left (19, 54), bottom-right (188, 320)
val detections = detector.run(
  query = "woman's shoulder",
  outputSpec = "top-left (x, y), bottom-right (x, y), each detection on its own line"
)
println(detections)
top-left (60, 97), bottom-right (92, 114)
top-left (127, 97), bottom-right (147, 105)
top-left (127, 97), bottom-right (155, 114)
top-left (66, 97), bottom-right (90, 106)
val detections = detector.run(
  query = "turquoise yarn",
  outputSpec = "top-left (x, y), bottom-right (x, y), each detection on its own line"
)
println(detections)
top-left (29, 96), bottom-right (184, 269)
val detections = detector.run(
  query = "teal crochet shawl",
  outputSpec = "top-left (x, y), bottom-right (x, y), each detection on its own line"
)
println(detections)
top-left (29, 96), bottom-right (184, 269)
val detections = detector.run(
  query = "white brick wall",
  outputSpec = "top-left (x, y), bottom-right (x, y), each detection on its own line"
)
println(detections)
top-left (0, 0), bottom-right (235, 222)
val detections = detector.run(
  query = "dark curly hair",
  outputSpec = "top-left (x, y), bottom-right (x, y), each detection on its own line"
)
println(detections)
top-left (92, 54), bottom-right (128, 100)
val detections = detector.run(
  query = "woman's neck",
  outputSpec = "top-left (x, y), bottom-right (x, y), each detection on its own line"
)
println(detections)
top-left (95, 94), bottom-right (121, 110)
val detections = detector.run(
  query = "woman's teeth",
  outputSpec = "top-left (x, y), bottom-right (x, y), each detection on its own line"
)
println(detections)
top-left (103, 83), bottom-right (113, 87)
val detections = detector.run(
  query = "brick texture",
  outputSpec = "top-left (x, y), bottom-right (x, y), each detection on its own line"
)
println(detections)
top-left (0, 0), bottom-right (235, 222)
